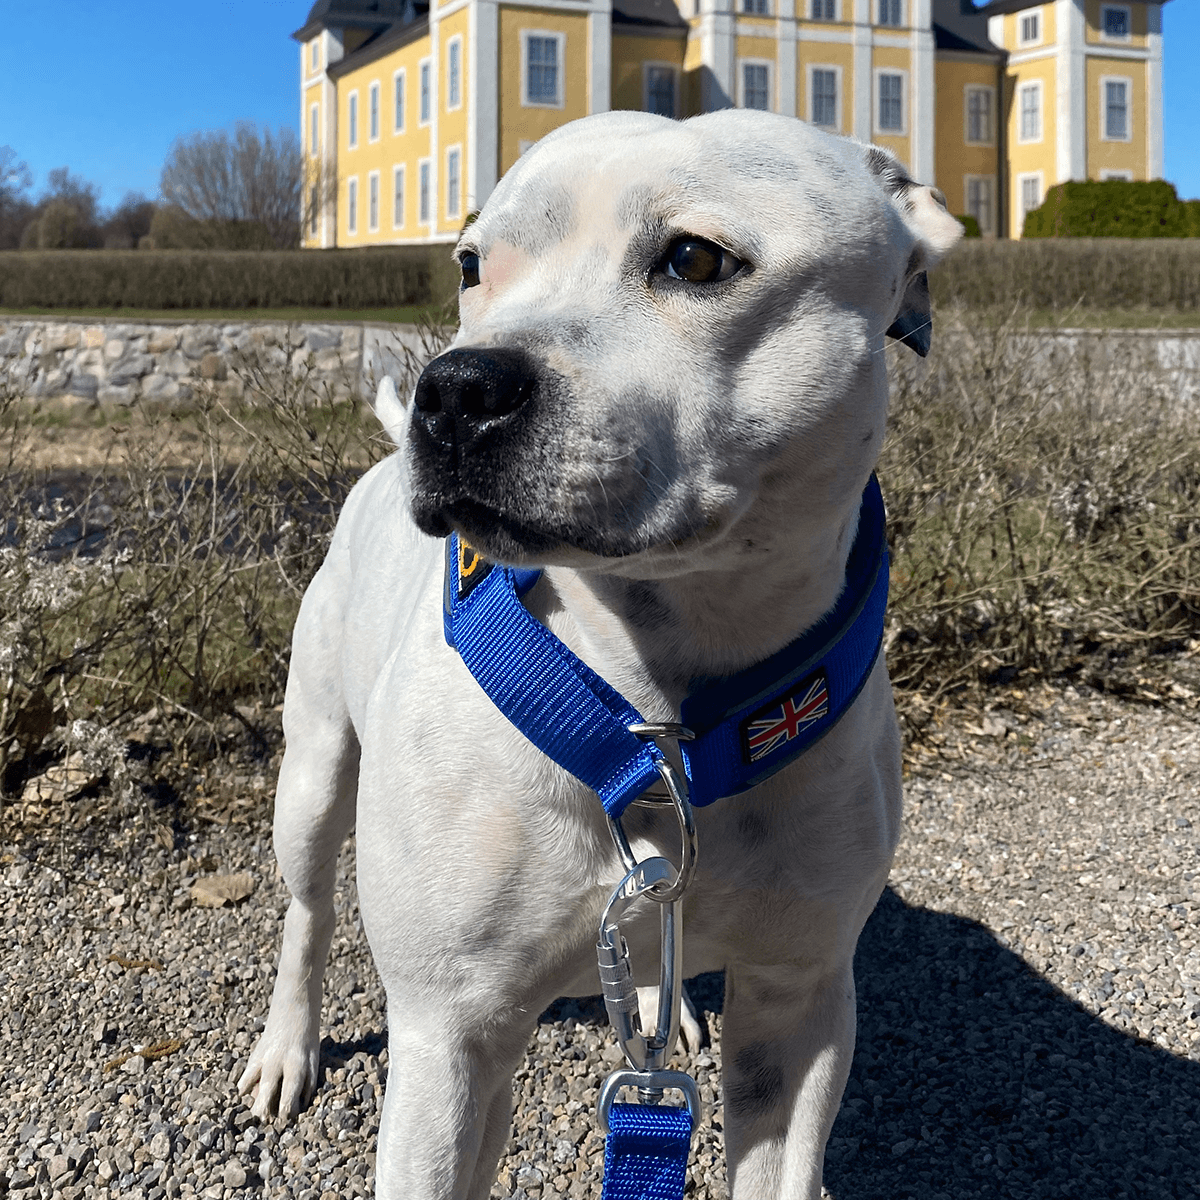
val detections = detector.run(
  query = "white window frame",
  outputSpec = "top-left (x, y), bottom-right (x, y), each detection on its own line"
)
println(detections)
top-left (348, 90), bottom-right (359, 149)
top-left (447, 36), bottom-right (463, 111)
top-left (310, 39), bottom-right (320, 72)
top-left (347, 175), bottom-right (359, 235)
top-left (392, 164), bottom-right (406, 229)
top-left (521, 30), bottom-right (566, 108)
top-left (642, 62), bottom-right (679, 117)
top-left (1099, 168), bottom-right (1133, 181)
top-left (739, 59), bottom-right (774, 111)
top-left (873, 68), bottom-right (907, 136)
top-left (518, 138), bottom-right (538, 156)
top-left (310, 103), bottom-right (320, 155)
top-left (876, 0), bottom-right (903, 27)
top-left (809, 0), bottom-right (838, 19)
top-left (368, 170), bottom-right (380, 232)
top-left (964, 84), bottom-right (995, 146)
top-left (807, 63), bottom-right (842, 130)
top-left (1017, 170), bottom-right (1044, 223)
top-left (1017, 8), bottom-right (1041, 47)
top-left (369, 81), bottom-right (381, 143)
top-left (963, 174), bottom-right (995, 236)
top-left (418, 158), bottom-right (432, 225)
top-left (419, 59), bottom-right (432, 125)
top-left (393, 68), bottom-right (406, 134)
top-left (1099, 3), bottom-right (1131, 42)
top-left (742, 0), bottom-right (770, 14)
top-left (445, 146), bottom-right (462, 220)
top-left (1017, 80), bottom-right (1043, 144)
top-left (1100, 74), bottom-right (1132, 142)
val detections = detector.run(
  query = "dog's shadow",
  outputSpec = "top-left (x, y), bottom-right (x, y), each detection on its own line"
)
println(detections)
top-left (549, 887), bottom-right (1200, 1199)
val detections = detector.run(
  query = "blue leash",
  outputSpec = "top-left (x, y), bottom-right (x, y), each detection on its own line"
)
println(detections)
top-left (443, 476), bottom-right (889, 1198)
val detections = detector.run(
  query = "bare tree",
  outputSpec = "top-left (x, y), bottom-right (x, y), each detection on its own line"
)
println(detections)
top-left (160, 122), bottom-right (303, 250)
top-left (0, 147), bottom-right (33, 248)
top-left (18, 167), bottom-right (103, 249)
top-left (103, 191), bottom-right (157, 249)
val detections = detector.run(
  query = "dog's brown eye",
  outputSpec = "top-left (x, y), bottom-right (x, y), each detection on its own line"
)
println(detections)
top-left (459, 252), bottom-right (481, 289)
top-left (662, 238), bottom-right (741, 284)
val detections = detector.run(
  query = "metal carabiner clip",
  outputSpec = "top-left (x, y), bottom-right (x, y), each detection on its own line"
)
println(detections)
top-left (596, 857), bottom-right (684, 1074)
top-left (608, 726), bottom-right (698, 905)
top-left (597, 1068), bottom-right (704, 1133)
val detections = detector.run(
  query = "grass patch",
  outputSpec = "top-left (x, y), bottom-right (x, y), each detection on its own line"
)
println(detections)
top-left (1018, 307), bottom-right (1200, 330)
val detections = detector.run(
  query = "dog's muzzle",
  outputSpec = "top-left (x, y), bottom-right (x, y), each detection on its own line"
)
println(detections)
top-left (412, 347), bottom-right (536, 458)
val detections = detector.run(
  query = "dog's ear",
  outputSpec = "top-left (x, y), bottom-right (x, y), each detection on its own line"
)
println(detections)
top-left (373, 375), bottom-right (408, 446)
top-left (863, 146), bottom-right (963, 358)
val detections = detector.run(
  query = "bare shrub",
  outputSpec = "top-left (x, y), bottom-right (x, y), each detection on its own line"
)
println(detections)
top-left (883, 307), bottom-right (1200, 720)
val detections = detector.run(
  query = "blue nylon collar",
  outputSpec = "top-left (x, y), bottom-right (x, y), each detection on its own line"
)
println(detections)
top-left (443, 475), bottom-right (889, 816)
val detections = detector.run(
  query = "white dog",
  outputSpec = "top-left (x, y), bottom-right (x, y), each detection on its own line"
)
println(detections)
top-left (239, 109), bottom-right (961, 1198)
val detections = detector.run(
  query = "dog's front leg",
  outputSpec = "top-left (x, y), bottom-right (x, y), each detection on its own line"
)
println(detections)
top-left (374, 1008), bottom-right (535, 1200)
top-left (722, 961), bottom-right (857, 1200)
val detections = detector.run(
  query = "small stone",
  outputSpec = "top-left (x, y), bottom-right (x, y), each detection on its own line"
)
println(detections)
top-left (222, 1160), bottom-right (247, 1188)
top-left (123, 1054), bottom-right (147, 1076)
top-left (49, 1154), bottom-right (73, 1180)
top-left (149, 1130), bottom-right (172, 1160)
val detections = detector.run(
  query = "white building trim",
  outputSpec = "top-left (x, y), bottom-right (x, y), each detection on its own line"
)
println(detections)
top-left (910, 0), bottom-right (934, 184)
top-left (699, 0), bottom-right (736, 109)
top-left (852, 0), bottom-right (872, 140)
top-left (1056, 0), bottom-right (1087, 183)
top-left (469, 0), bottom-right (500, 212)
top-left (588, 8), bottom-right (612, 113)
top-left (873, 65), bottom-right (909, 139)
top-left (1098, 73), bottom-right (1133, 142)
top-left (1146, 0), bottom-right (1163, 178)
top-left (776, 8), bottom-right (798, 117)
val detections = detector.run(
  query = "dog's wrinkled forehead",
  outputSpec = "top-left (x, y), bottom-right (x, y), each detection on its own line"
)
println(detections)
top-left (466, 110), bottom-right (893, 268)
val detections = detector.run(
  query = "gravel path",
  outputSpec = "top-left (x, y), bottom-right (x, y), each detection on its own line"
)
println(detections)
top-left (2, 684), bottom-right (1197, 1200)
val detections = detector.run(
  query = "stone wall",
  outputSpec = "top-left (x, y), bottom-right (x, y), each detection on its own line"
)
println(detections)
top-left (0, 317), bottom-right (435, 406)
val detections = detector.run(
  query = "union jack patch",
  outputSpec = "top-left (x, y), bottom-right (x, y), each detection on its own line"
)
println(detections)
top-left (741, 670), bottom-right (831, 764)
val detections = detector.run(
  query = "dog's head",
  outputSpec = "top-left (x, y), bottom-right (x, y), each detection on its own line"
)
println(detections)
top-left (401, 110), bottom-right (961, 571)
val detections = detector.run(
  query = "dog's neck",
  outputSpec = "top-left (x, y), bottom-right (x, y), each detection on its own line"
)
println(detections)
top-left (542, 493), bottom-right (862, 716)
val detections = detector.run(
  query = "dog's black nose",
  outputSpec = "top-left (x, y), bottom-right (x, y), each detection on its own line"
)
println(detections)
top-left (412, 347), bottom-right (536, 453)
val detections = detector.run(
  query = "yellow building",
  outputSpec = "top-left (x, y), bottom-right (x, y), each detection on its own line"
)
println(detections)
top-left (293, 0), bottom-right (1170, 244)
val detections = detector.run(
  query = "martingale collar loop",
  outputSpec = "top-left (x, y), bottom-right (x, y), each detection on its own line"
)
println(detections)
top-left (443, 475), bottom-right (889, 815)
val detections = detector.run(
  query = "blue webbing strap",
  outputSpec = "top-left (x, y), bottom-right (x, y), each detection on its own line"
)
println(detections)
top-left (601, 1104), bottom-right (693, 1200)
top-left (444, 538), bottom-right (664, 818)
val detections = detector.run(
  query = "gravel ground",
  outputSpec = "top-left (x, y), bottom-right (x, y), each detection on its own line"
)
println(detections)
top-left (2, 683), bottom-right (1197, 1200)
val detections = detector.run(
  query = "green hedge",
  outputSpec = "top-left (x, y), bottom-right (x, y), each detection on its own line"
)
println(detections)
top-left (0, 246), bottom-right (460, 311)
top-left (1023, 180), bottom-right (1198, 239)
top-left (930, 238), bottom-right (1200, 310)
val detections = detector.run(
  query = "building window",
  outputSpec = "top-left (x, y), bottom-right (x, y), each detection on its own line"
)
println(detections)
top-left (347, 177), bottom-right (358, 235)
top-left (310, 39), bottom-right (319, 72)
top-left (394, 70), bottom-right (405, 133)
top-left (393, 165), bottom-right (405, 228)
top-left (965, 176), bottom-right (993, 235)
top-left (420, 60), bottom-right (431, 124)
top-left (1103, 78), bottom-right (1130, 140)
top-left (310, 104), bottom-right (319, 155)
top-left (419, 160), bottom-right (431, 224)
top-left (1019, 173), bottom-right (1042, 222)
top-left (446, 147), bottom-right (461, 219)
top-left (878, 72), bottom-right (904, 132)
top-left (368, 171), bottom-right (379, 231)
top-left (810, 0), bottom-right (836, 18)
top-left (742, 62), bottom-right (770, 110)
top-left (811, 68), bottom-right (838, 127)
top-left (743, 0), bottom-right (769, 12)
top-left (448, 38), bottom-right (462, 109)
top-left (369, 82), bottom-right (380, 142)
top-left (877, 0), bottom-right (901, 26)
top-left (1101, 4), bottom-right (1130, 39)
top-left (965, 86), bottom-right (992, 144)
top-left (309, 184), bottom-right (318, 235)
top-left (1018, 10), bottom-right (1040, 45)
top-left (348, 92), bottom-right (359, 148)
top-left (1100, 169), bottom-right (1133, 181)
top-left (645, 65), bottom-right (677, 117)
top-left (524, 33), bottom-right (563, 106)
top-left (1018, 82), bottom-right (1041, 142)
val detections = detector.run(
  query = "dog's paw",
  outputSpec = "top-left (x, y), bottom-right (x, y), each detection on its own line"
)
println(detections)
top-left (237, 1029), bottom-right (320, 1123)
top-left (678, 988), bottom-right (704, 1055)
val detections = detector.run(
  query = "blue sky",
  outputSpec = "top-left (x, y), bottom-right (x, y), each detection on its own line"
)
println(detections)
top-left (1, 0), bottom-right (1197, 207)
